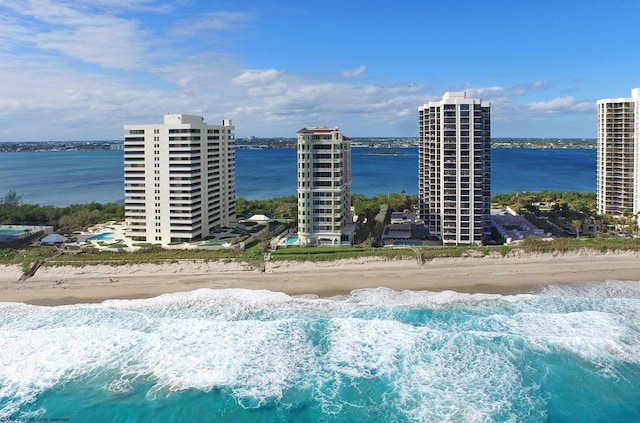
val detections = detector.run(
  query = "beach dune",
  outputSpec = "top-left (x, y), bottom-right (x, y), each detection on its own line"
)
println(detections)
top-left (0, 250), bottom-right (639, 306)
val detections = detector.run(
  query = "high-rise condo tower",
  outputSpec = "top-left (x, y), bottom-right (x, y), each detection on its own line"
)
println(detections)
top-left (597, 88), bottom-right (640, 216)
top-left (296, 126), bottom-right (354, 246)
top-left (418, 92), bottom-right (491, 245)
top-left (124, 114), bottom-right (235, 244)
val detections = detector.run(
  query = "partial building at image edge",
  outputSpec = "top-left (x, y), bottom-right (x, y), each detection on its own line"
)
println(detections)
top-left (597, 88), bottom-right (640, 217)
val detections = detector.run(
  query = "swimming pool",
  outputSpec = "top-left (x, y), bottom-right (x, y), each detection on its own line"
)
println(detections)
top-left (0, 228), bottom-right (30, 236)
top-left (391, 241), bottom-right (423, 247)
top-left (88, 232), bottom-right (114, 241)
top-left (286, 236), bottom-right (299, 245)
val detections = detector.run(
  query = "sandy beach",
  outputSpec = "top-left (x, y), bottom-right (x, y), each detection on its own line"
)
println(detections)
top-left (0, 250), bottom-right (639, 305)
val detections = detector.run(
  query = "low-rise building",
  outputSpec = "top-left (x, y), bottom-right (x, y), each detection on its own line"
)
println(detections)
top-left (382, 212), bottom-right (429, 245)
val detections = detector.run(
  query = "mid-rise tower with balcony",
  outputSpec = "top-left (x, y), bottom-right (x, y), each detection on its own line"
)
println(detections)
top-left (296, 126), bottom-right (354, 246)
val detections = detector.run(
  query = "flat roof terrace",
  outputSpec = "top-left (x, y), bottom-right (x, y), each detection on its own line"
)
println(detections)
top-left (491, 211), bottom-right (550, 243)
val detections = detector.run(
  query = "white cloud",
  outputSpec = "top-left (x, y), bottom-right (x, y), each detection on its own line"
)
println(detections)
top-left (0, 1), bottom-right (599, 139)
top-left (0, 0), bottom-right (155, 70)
top-left (529, 96), bottom-right (594, 113)
top-left (232, 69), bottom-right (282, 86)
top-left (340, 65), bottom-right (366, 78)
top-left (171, 11), bottom-right (253, 37)
top-left (34, 22), bottom-right (152, 70)
top-left (464, 81), bottom-right (551, 103)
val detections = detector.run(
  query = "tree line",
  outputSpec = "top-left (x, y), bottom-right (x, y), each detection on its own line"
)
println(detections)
top-left (0, 190), bottom-right (124, 233)
top-left (491, 190), bottom-right (596, 215)
top-left (2, 189), bottom-right (606, 238)
top-left (236, 191), bottom-right (418, 224)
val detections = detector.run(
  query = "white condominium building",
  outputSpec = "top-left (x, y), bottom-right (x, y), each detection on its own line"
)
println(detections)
top-left (124, 114), bottom-right (235, 245)
top-left (597, 88), bottom-right (640, 216)
top-left (418, 92), bottom-right (491, 246)
top-left (296, 127), bottom-right (354, 246)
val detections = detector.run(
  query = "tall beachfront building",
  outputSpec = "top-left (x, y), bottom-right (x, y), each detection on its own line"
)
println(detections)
top-left (597, 88), bottom-right (640, 216)
top-left (296, 126), bottom-right (355, 246)
top-left (418, 92), bottom-right (491, 246)
top-left (124, 114), bottom-right (235, 244)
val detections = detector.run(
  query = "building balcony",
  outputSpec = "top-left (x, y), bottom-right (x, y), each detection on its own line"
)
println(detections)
top-left (126, 216), bottom-right (146, 223)
top-left (124, 158), bottom-right (145, 164)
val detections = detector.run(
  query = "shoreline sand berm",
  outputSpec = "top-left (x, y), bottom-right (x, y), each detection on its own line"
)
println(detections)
top-left (1, 250), bottom-right (639, 306)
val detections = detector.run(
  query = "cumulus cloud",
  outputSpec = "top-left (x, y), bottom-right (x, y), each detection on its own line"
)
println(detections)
top-left (0, 1), bottom-right (599, 139)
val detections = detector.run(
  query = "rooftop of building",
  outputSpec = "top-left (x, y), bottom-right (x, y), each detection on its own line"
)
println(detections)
top-left (163, 114), bottom-right (205, 125)
top-left (125, 114), bottom-right (233, 128)
top-left (297, 126), bottom-right (340, 134)
top-left (597, 88), bottom-right (640, 103)
top-left (418, 91), bottom-right (490, 110)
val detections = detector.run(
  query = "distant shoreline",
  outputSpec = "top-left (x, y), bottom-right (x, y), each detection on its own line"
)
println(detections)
top-left (0, 138), bottom-right (597, 153)
top-left (1, 250), bottom-right (638, 306)
top-left (359, 151), bottom-right (404, 156)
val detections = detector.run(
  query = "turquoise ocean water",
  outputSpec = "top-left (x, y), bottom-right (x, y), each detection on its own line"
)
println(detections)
top-left (0, 147), bottom-right (596, 206)
top-left (1, 284), bottom-right (639, 422)
top-left (2, 147), bottom-right (629, 421)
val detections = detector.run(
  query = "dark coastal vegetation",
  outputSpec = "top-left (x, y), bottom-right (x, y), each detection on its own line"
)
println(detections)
top-left (0, 190), bottom-right (124, 233)
top-left (491, 190), bottom-right (639, 237)
top-left (491, 190), bottom-right (596, 214)
top-left (2, 189), bottom-right (640, 268)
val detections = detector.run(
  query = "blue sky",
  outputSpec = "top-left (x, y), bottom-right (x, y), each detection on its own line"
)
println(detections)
top-left (1, 0), bottom-right (639, 141)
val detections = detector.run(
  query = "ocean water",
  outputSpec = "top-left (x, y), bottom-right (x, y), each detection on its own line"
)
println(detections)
top-left (490, 148), bottom-right (597, 194)
top-left (0, 148), bottom-right (596, 206)
top-left (1, 283), bottom-right (639, 422)
top-left (0, 150), bottom-right (125, 206)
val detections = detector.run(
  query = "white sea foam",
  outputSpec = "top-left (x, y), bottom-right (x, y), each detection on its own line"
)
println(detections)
top-left (143, 317), bottom-right (316, 407)
top-left (539, 280), bottom-right (640, 299)
top-left (0, 325), bottom-right (147, 417)
top-left (347, 286), bottom-right (510, 307)
top-left (319, 317), bottom-right (541, 421)
top-left (395, 331), bottom-right (541, 422)
top-left (1, 283), bottom-right (639, 419)
top-left (102, 288), bottom-right (355, 323)
top-left (482, 310), bottom-right (640, 373)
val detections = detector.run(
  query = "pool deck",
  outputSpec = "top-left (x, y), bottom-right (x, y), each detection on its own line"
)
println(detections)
top-left (73, 222), bottom-right (241, 252)
top-left (72, 222), bottom-right (136, 251)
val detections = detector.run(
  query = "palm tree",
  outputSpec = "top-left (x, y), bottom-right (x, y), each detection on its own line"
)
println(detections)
top-left (572, 219), bottom-right (582, 238)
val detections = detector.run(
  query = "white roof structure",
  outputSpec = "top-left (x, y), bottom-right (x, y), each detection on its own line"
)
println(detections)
top-left (248, 214), bottom-right (270, 222)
